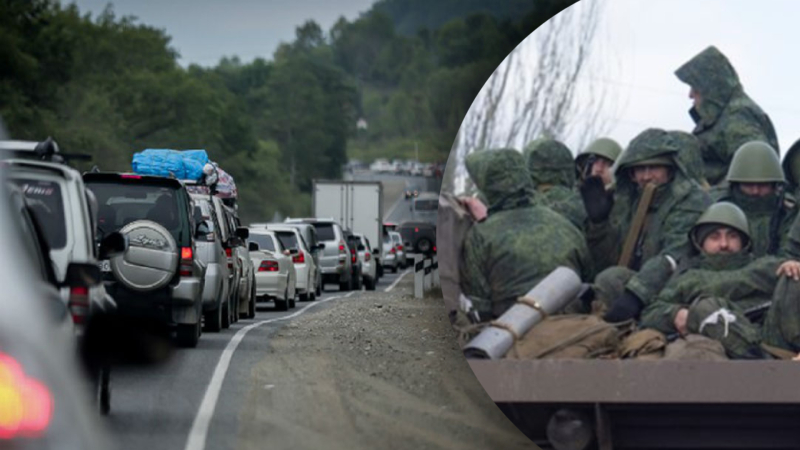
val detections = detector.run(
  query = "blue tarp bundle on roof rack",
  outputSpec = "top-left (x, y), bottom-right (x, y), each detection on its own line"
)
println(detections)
top-left (131, 149), bottom-right (209, 180)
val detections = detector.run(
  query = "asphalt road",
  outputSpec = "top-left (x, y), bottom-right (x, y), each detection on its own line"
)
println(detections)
top-left (105, 269), bottom-right (412, 450)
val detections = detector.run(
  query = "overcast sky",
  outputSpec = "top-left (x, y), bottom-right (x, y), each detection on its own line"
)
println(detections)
top-left (580, 0), bottom-right (800, 156)
top-left (68, 0), bottom-right (376, 66)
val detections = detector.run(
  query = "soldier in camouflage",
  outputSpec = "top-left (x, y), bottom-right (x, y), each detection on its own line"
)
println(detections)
top-left (675, 45), bottom-right (779, 186)
top-left (523, 138), bottom-right (587, 231)
top-left (459, 148), bottom-right (593, 321)
top-left (782, 137), bottom-right (800, 200)
top-left (581, 128), bottom-right (712, 321)
top-left (640, 202), bottom-right (800, 359)
top-left (714, 141), bottom-right (797, 258)
top-left (575, 137), bottom-right (623, 189)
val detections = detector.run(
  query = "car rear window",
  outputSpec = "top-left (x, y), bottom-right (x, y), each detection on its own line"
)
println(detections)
top-left (275, 231), bottom-right (298, 250)
top-left (414, 199), bottom-right (438, 211)
top-left (312, 223), bottom-right (335, 241)
top-left (250, 234), bottom-right (275, 252)
top-left (85, 181), bottom-right (190, 246)
top-left (12, 179), bottom-right (67, 250)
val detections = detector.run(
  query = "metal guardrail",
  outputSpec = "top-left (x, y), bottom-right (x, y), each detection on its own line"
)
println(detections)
top-left (412, 253), bottom-right (439, 298)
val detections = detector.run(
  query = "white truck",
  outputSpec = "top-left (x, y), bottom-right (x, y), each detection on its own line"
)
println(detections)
top-left (313, 180), bottom-right (384, 274)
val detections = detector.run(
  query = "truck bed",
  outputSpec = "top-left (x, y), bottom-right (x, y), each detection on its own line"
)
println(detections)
top-left (469, 360), bottom-right (800, 449)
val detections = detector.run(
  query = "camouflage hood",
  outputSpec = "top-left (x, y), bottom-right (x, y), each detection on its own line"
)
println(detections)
top-left (465, 149), bottom-right (533, 214)
top-left (523, 138), bottom-right (576, 188)
top-left (675, 46), bottom-right (742, 127)
top-left (783, 138), bottom-right (800, 188)
top-left (615, 128), bottom-right (696, 197)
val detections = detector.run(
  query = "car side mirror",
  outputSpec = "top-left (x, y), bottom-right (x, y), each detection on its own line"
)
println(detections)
top-left (357, 244), bottom-right (365, 251)
top-left (316, 243), bottom-right (325, 250)
top-left (372, 248), bottom-right (379, 255)
top-left (248, 242), bottom-right (260, 252)
top-left (235, 227), bottom-right (249, 240)
top-left (62, 262), bottom-right (102, 289)
top-left (195, 221), bottom-right (211, 239)
top-left (98, 231), bottom-right (128, 260)
top-left (228, 237), bottom-right (242, 248)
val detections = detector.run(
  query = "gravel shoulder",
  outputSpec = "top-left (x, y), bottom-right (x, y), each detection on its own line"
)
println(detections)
top-left (235, 277), bottom-right (537, 449)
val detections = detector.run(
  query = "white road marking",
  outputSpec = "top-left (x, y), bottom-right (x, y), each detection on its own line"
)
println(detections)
top-left (384, 269), bottom-right (410, 292)
top-left (184, 291), bottom-right (356, 450)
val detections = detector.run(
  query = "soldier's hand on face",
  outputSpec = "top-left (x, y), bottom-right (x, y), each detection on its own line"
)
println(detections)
top-left (673, 308), bottom-right (689, 336)
top-left (580, 176), bottom-right (614, 223)
top-left (777, 260), bottom-right (800, 281)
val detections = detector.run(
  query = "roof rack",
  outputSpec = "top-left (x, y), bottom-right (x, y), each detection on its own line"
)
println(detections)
top-left (0, 137), bottom-right (92, 165)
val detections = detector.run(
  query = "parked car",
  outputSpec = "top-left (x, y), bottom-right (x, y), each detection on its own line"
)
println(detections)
top-left (398, 221), bottom-right (437, 259)
top-left (263, 224), bottom-right (319, 302)
top-left (343, 229), bottom-right (364, 290)
top-left (0, 178), bottom-right (113, 449)
top-left (370, 158), bottom-right (393, 173)
top-left (280, 222), bottom-right (323, 297)
top-left (353, 232), bottom-right (378, 290)
top-left (248, 229), bottom-right (297, 311)
top-left (227, 209), bottom-right (255, 319)
top-left (285, 218), bottom-right (354, 291)
top-left (210, 196), bottom-right (241, 325)
top-left (389, 231), bottom-right (406, 269)
top-left (382, 231), bottom-right (399, 273)
top-left (189, 194), bottom-right (231, 331)
top-left (84, 172), bottom-right (206, 348)
top-left (2, 140), bottom-right (128, 415)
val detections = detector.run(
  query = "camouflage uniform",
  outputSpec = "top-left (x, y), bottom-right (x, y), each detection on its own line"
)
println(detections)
top-left (675, 46), bottom-right (779, 186)
top-left (782, 138), bottom-right (800, 200)
top-left (459, 149), bottom-right (593, 320)
top-left (640, 202), bottom-right (800, 359)
top-left (523, 138), bottom-right (587, 231)
top-left (588, 129), bottom-right (712, 308)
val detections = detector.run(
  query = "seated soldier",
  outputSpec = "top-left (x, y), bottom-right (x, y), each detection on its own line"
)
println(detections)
top-left (582, 129), bottom-right (711, 321)
top-left (716, 141), bottom-right (796, 257)
top-left (640, 202), bottom-right (800, 359)
top-left (458, 148), bottom-right (593, 323)
top-left (523, 138), bottom-right (587, 231)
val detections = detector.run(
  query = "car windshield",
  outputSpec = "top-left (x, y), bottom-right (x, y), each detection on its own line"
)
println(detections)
top-left (414, 199), bottom-right (438, 211)
top-left (275, 231), bottom-right (299, 250)
top-left (312, 223), bottom-right (335, 241)
top-left (11, 178), bottom-right (67, 250)
top-left (85, 181), bottom-right (188, 246)
top-left (249, 234), bottom-right (275, 252)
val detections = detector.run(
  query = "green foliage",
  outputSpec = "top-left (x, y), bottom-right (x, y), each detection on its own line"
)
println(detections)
top-left (0, 0), bottom-right (573, 220)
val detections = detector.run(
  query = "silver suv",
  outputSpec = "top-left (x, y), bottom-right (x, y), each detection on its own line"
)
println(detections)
top-left (190, 194), bottom-right (232, 331)
top-left (84, 172), bottom-right (206, 348)
top-left (285, 218), bottom-right (353, 291)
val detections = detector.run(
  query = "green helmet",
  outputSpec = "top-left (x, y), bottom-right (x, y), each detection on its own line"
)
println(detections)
top-left (782, 138), bottom-right (800, 186)
top-left (726, 141), bottom-right (784, 184)
top-left (576, 138), bottom-right (622, 165)
top-left (690, 201), bottom-right (751, 251)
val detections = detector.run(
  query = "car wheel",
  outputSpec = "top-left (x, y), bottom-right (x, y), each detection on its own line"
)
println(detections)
top-left (289, 292), bottom-right (296, 309)
top-left (339, 277), bottom-right (350, 291)
top-left (276, 287), bottom-right (289, 311)
top-left (204, 303), bottom-right (223, 332)
top-left (316, 280), bottom-right (322, 297)
top-left (247, 285), bottom-right (256, 319)
top-left (391, 265), bottom-right (397, 274)
top-left (222, 299), bottom-right (231, 329)
top-left (176, 321), bottom-right (200, 348)
top-left (366, 277), bottom-right (376, 291)
top-left (300, 292), bottom-right (309, 302)
top-left (94, 364), bottom-right (111, 416)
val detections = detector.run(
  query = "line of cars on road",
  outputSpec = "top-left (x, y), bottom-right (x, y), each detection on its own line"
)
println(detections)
top-left (367, 158), bottom-right (441, 177)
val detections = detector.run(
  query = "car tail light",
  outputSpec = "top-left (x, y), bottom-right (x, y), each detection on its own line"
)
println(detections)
top-left (225, 247), bottom-right (233, 269)
top-left (415, 227), bottom-right (419, 232)
top-left (258, 260), bottom-right (279, 272)
top-left (120, 174), bottom-right (142, 179)
top-left (180, 247), bottom-right (193, 277)
top-left (433, 245), bottom-right (437, 253)
top-left (365, 252), bottom-right (371, 262)
top-left (397, 244), bottom-right (404, 251)
top-left (68, 286), bottom-right (89, 326)
top-left (338, 242), bottom-right (346, 254)
top-left (0, 353), bottom-right (53, 439)
top-left (292, 252), bottom-right (305, 264)
top-left (390, 247), bottom-right (396, 254)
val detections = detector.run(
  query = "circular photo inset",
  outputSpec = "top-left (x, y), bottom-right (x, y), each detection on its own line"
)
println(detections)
top-left (438, 0), bottom-right (800, 447)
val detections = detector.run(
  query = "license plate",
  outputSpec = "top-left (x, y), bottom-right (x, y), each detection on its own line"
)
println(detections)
top-left (99, 260), bottom-right (111, 272)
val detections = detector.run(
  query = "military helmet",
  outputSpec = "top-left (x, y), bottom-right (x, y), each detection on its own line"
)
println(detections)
top-left (576, 138), bottom-right (622, 165)
top-left (782, 137), bottom-right (800, 186)
top-left (726, 141), bottom-right (784, 183)
top-left (689, 201), bottom-right (751, 251)
top-left (625, 156), bottom-right (674, 168)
